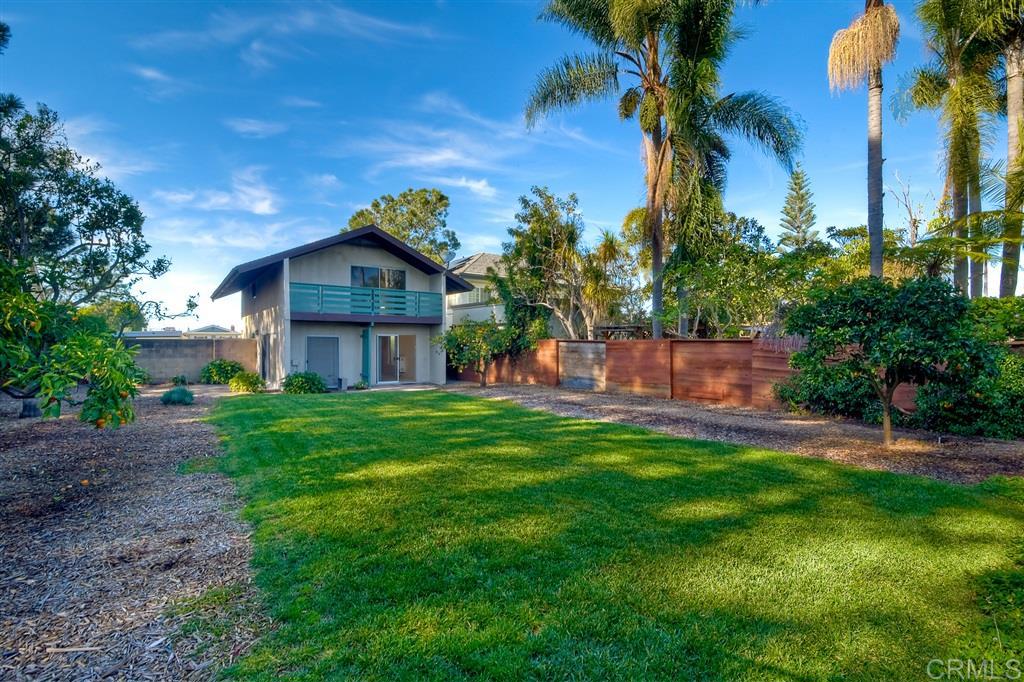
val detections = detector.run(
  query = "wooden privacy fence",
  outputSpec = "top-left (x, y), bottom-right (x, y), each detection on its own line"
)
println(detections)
top-left (451, 336), bottom-right (950, 412)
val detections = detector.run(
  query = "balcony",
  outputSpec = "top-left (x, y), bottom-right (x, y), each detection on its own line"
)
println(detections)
top-left (289, 282), bottom-right (444, 323)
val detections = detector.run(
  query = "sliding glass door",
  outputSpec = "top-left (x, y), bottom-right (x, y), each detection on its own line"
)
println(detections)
top-left (377, 334), bottom-right (416, 383)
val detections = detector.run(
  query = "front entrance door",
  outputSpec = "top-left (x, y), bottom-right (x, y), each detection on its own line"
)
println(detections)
top-left (377, 334), bottom-right (416, 383)
top-left (306, 336), bottom-right (339, 388)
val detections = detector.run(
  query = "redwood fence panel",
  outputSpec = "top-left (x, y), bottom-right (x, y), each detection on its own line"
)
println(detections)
top-left (672, 340), bottom-right (752, 406)
top-left (605, 340), bottom-right (672, 398)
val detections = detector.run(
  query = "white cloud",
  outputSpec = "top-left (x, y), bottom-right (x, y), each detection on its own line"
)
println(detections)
top-left (134, 4), bottom-right (444, 69)
top-left (459, 233), bottom-right (504, 254)
top-left (152, 166), bottom-right (280, 215)
top-left (128, 65), bottom-right (189, 100)
top-left (223, 117), bottom-right (288, 138)
top-left (281, 95), bottom-right (322, 108)
top-left (147, 216), bottom-right (313, 250)
top-left (427, 175), bottom-right (497, 200)
top-left (63, 116), bottom-right (161, 180)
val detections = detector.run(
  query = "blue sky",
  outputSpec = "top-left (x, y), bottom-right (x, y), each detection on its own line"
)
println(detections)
top-left (1, 0), bottom-right (969, 328)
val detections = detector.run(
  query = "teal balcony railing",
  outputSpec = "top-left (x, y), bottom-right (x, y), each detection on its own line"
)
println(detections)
top-left (290, 282), bottom-right (443, 318)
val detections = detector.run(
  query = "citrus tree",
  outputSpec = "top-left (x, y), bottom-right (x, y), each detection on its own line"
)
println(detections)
top-left (436, 318), bottom-right (510, 388)
top-left (0, 263), bottom-right (143, 425)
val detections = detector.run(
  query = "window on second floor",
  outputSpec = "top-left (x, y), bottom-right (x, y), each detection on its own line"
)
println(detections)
top-left (449, 285), bottom-right (494, 306)
top-left (352, 266), bottom-right (406, 290)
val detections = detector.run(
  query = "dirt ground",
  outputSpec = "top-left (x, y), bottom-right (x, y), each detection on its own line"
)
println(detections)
top-left (0, 385), bottom-right (266, 681)
top-left (449, 384), bottom-right (1024, 484)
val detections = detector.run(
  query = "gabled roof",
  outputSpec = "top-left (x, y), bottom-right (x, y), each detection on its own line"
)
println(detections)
top-left (189, 325), bottom-right (235, 333)
top-left (211, 224), bottom-right (473, 300)
top-left (450, 252), bottom-right (505, 278)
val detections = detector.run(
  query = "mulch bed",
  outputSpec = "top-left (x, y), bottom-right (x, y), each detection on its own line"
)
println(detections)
top-left (450, 384), bottom-right (1024, 484)
top-left (0, 386), bottom-right (268, 681)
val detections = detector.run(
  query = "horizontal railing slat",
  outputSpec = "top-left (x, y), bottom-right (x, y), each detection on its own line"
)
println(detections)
top-left (289, 282), bottom-right (442, 319)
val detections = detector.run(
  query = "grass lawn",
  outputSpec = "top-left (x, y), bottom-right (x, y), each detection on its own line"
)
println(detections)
top-left (208, 390), bottom-right (1024, 680)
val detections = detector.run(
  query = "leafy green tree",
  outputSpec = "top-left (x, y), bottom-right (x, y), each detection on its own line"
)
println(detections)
top-left (436, 317), bottom-right (510, 387)
top-left (778, 163), bottom-right (819, 250)
top-left (0, 262), bottom-right (143, 423)
top-left (348, 188), bottom-right (459, 264)
top-left (785, 277), bottom-right (984, 447)
top-left (828, 0), bottom-right (900, 277)
top-left (999, 9), bottom-right (1024, 297)
top-left (0, 97), bottom-right (171, 306)
top-left (79, 296), bottom-right (147, 335)
top-left (525, 0), bottom-right (801, 338)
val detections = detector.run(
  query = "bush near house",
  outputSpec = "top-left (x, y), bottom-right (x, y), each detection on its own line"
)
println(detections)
top-left (200, 359), bottom-right (245, 384)
top-left (172, 374), bottom-right (189, 386)
top-left (228, 371), bottom-right (265, 394)
top-left (915, 353), bottom-right (1024, 439)
top-left (282, 372), bottom-right (328, 394)
top-left (160, 386), bottom-right (194, 405)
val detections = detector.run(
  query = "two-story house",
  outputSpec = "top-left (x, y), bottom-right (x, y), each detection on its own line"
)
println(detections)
top-left (446, 252), bottom-right (506, 326)
top-left (211, 225), bottom-right (473, 389)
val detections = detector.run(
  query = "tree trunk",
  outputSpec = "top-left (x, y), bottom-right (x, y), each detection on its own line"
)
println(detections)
top-left (968, 175), bottom-right (985, 298)
top-left (20, 398), bottom-right (42, 419)
top-left (952, 175), bottom-right (969, 293)
top-left (881, 399), bottom-right (893, 448)
top-left (677, 286), bottom-right (689, 338)
top-left (867, 68), bottom-right (885, 278)
top-left (478, 361), bottom-right (488, 388)
top-left (1002, 36), bottom-right (1024, 298)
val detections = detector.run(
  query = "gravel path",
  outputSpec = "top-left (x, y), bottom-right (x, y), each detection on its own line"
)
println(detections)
top-left (0, 385), bottom-right (266, 681)
top-left (449, 384), bottom-right (1024, 484)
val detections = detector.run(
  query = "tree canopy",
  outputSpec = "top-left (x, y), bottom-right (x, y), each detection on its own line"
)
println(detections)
top-left (347, 188), bottom-right (460, 264)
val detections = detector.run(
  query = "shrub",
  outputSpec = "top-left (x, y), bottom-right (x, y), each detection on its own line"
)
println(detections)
top-left (774, 358), bottom-right (882, 423)
top-left (970, 297), bottom-right (1024, 341)
top-left (161, 386), bottom-right (194, 405)
top-left (172, 374), bottom-right (189, 386)
top-left (351, 379), bottom-right (369, 390)
top-left (228, 371), bottom-right (266, 394)
top-left (200, 359), bottom-right (244, 384)
top-left (915, 353), bottom-right (1024, 439)
top-left (282, 372), bottom-right (328, 394)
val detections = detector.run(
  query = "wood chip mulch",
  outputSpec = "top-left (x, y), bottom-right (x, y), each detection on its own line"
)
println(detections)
top-left (0, 385), bottom-right (269, 681)
top-left (450, 384), bottom-right (1024, 484)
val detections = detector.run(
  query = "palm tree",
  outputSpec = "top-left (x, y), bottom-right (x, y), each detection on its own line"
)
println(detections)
top-left (828, 0), bottom-right (900, 279)
top-left (1000, 13), bottom-right (1024, 297)
top-left (525, 0), bottom-right (801, 338)
top-left (900, 0), bottom-right (1000, 297)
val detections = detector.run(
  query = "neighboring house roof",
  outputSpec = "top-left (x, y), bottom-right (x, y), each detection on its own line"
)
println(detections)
top-left (211, 224), bottom-right (473, 299)
top-left (188, 324), bottom-right (235, 333)
top-left (449, 252), bottom-right (505, 279)
top-left (123, 329), bottom-right (183, 339)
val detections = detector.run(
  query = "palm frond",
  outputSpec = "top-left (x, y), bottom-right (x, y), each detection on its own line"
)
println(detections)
top-left (541, 0), bottom-right (619, 49)
top-left (618, 86), bottom-right (643, 121)
top-left (525, 52), bottom-right (620, 128)
top-left (709, 91), bottom-right (804, 172)
top-left (828, 3), bottom-right (900, 92)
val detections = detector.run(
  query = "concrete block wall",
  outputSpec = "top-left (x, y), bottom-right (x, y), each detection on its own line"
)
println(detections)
top-left (131, 338), bottom-right (257, 383)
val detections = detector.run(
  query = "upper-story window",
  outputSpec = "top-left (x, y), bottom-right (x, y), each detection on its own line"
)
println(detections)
top-left (351, 266), bottom-right (406, 290)
top-left (449, 284), bottom-right (494, 306)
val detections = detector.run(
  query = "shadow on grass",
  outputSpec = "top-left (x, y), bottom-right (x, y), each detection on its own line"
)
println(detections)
top-left (207, 391), bottom-right (1024, 681)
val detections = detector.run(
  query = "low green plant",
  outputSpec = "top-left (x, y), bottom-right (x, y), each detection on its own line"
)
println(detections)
top-left (200, 359), bottom-right (245, 384)
top-left (351, 379), bottom-right (369, 390)
top-left (282, 372), bottom-right (328, 394)
top-left (172, 374), bottom-right (189, 386)
top-left (161, 386), bottom-right (194, 405)
top-left (915, 352), bottom-right (1024, 439)
top-left (228, 371), bottom-right (266, 394)
top-left (774, 359), bottom-right (883, 422)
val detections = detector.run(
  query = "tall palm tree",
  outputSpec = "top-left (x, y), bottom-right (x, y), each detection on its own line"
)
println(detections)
top-left (1000, 12), bottom-right (1024, 297)
top-left (828, 0), bottom-right (900, 279)
top-left (902, 0), bottom-right (1000, 297)
top-left (525, 0), bottom-right (801, 338)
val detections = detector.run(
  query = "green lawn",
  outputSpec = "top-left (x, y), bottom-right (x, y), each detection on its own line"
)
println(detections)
top-left (207, 390), bottom-right (1024, 680)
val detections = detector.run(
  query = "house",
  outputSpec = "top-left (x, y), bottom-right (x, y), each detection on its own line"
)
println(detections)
top-left (122, 327), bottom-right (182, 340)
top-left (211, 225), bottom-right (473, 389)
top-left (184, 324), bottom-right (241, 339)
top-left (446, 252), bottom-right (506, 326)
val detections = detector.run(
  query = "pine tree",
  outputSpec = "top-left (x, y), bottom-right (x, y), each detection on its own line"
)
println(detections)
top-left (779, 163), bottom-right (819, 250)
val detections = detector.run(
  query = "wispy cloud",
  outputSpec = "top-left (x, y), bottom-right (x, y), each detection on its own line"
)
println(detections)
top-left (224, 118), bottom-right (288, 138)
top-left (343, 123), bottom-right (508, 176)
top-left (427, 175), bottom-right (498, 200)
top-left (147, 216), bottom-right (315, 250)
top-left (153, 166), bottom-right (281, 215)
top-left (134, 3), bottom-right (445, 70)
top-left (64, 115), bottom-right (161, 180)
top-left (128, 65), bottom-right (190, 100)
top-left (281, 95), bottom-right (322, 108)
top-left (305, 173), bottom-right (345, 205)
